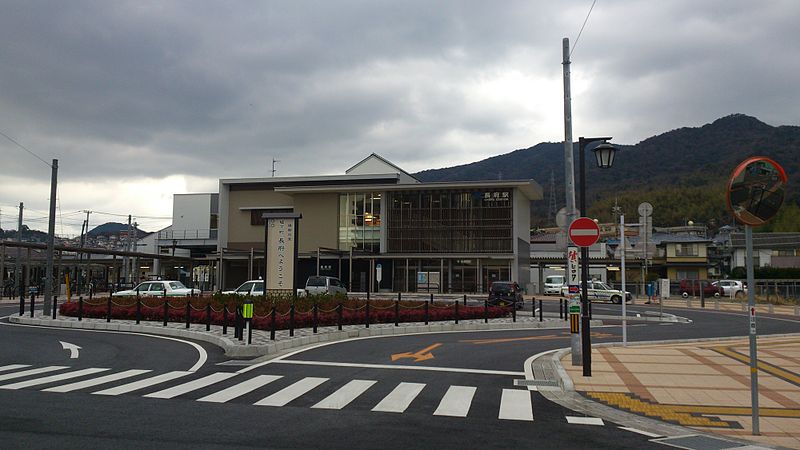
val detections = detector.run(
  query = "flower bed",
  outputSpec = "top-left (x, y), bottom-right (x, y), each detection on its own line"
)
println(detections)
top-left (57, 295), bottom-right (511, 331)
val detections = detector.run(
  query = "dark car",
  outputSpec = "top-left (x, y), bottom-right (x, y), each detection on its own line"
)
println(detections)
top-left (488, 281), bottom-right (524, 309)
top-left (679, 279), bottom-right (723, 298)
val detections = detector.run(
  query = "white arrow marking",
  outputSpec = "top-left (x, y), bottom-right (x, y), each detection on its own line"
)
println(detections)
top-left (60, 341), bottom-right (81, 359)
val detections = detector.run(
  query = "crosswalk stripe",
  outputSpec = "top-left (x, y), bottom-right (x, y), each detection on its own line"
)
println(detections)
top-left (92, 371), bottom-right (192, 396)
top-left (566, 416), bottom-right (604, 426)
top-left (0, 364), bottom-right (31, 373)
top-left (197, 375), bottom-right (283, 403)
top-left (372, 382), bottom-right (426, 413)
top-left (312, 379), bottom-right (377, 410)
top-left (0, 368), bottom-right (110, 390)
top-left (0, 366), bottom-right (69, 383)
top-left (43, 369), bottom-right (153, 393)
top-left (433, 386), bottom-right (477, 417)
top-left (144, 372), bottom-right (238, 399)
top-left (498, 389), bottom-right (533, 421)
top-left (254, 377), bottom-right (329, 407)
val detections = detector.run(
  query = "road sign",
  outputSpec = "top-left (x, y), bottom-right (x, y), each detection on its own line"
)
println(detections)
top-left (568, 218), bottom-right (600, 247)
top-left (638, 202), bottom-right (653, 217)
top-left (568, 285), bottom-right (579, 294)
top-left (242, 299), bottom-right (253, 319)
top-left (750, 307), bottom-right (756, 335)
top-left (376, 264), bottom-right (382, 283)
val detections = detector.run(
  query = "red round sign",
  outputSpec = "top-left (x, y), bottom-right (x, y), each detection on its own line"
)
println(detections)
top-left (568, 217), bottom-right (600, 247)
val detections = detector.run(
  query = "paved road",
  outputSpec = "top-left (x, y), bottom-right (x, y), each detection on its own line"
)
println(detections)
top-left (0, 301), bottom-right (797, 448)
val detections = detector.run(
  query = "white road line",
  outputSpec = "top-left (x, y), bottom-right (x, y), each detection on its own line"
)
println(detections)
top-left (311, 379), bottom-right (377, 410)
top-left (92, 371), bottom-right (192, 396)
top-left (0, 364), bottom-right (30, 373)
top-left (0, 368), bottom-right (109, 390)
top-left (0, 366), bottom-right (68, 383)
top-left (254, 377), bottom-right (329, 407)
top-left (144, 372), bottom-right (238, 399)
top-left (618, 426), bottom-right (662, 438)
top-left (565, 416), bottom-right (604, 426)
top-left (43, 369), bottom-right (152, 393)
top-left (433, 385), bottom-right (476, 417)
top-left (498, 389), bottom-right (533, 421)
top-left (271, 359), bottom-right (524, 376)
top-left (372, 382), bottom-right (426, 413)
top-left (197, 375), bottom-right (283, 403)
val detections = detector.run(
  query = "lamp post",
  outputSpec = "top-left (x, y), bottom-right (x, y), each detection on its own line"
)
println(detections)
top-left (578, 136), bottom-right (618, 377)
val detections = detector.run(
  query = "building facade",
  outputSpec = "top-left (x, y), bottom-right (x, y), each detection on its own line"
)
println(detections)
top-left (217, 154), bottom-right (541, 293)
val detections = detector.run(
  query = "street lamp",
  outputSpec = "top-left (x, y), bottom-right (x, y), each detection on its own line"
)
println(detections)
top-left (578, 136), bottom-right (619, 377)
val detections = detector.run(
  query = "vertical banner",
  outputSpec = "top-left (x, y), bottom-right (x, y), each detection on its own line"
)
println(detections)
top-left (266, 218), bottom-right (295, 291)
top-left (567, 246), bottom-right (579, 289)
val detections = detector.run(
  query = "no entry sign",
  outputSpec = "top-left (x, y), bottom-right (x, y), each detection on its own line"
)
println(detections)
top-left (569, 217), bottom-right (600, 247)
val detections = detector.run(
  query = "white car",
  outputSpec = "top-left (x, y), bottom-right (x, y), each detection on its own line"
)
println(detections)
top-left (223, 280), bottom-right (265, 296)
top-left (544, 275), bottom-right (566, 294)
top-left (712, 280), bottom-right (747, 298)
top-left (112, 280), bottom-right (199, 297)
top-left (561, 281), bottom-right (632, 304)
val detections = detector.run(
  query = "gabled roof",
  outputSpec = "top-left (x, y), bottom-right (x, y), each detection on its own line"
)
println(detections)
top-left (345, 153), bottom-right (420, 182)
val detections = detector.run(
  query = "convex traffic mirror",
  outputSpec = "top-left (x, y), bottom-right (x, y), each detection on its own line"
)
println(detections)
top-left (727, 156), bottom-right (787, 227)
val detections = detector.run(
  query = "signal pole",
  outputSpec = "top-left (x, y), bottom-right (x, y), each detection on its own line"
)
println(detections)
top-left (43, 159), bottom-right (58, 315)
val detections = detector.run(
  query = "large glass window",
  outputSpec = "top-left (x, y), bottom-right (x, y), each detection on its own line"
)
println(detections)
top-left (338, 192), bottom-right (382, 253)
top-left (387, 189), bottom-right (513, 253)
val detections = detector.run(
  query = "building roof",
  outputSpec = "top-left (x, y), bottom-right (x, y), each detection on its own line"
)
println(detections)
top-left (345, 153), bottom-right (420, 183)
top-left (730, 232), bottom-right (800, 249)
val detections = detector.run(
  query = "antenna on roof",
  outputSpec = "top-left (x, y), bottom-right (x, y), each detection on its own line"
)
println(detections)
top-left (271, 158), bottom-right (280, 177)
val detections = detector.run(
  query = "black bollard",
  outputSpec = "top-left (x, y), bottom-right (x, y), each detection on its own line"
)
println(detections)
top-left (78, 296), bottom-right (83, 321)
top-left (185, 301), bottom-right (191, 329)
top-left (394, 300), bottom-right (399, 326)
top-left (19, 292), bottom-right (24, 316)
top-left (52, 296), bottom-right (58, 319)
top-left (270, 306), bottom-right (276, 340)
top-left (163, 298), bottom-right (169, 326)
top-left (430, 293), bottom-right (434, 305)
top-left (455, 300), bottom-right (459, 324)
top-left (206, 303), bottom-right (211, 331)
top-left (424, 300), bottom-right (429, 325)
top-left (222, 305), bottom-right (228, 335)
top-left (512, 303), bottom-right (516, 322)
top-left (365, 298), bottom-right (370, 329)
top-left (106, 297), bottom-right (112, 322)
top-left (30, 293), bottom-right (35, 318)
top-left (313, 302), bottom-right (318, 334)
top-left (539, 299), bottom-right (543, 322)
top-left (237, 307), bottom-right (243, 341)
top-left (463, 294), bottom-right (467, 306)
top-left (289, 303), bottom-right (295, 337)
top-left (136, 297), bottom-right (141, 325)
top-left (337, 303), bottom-right (343, 331)
top-left (484, 299), bottom-right (488, 324)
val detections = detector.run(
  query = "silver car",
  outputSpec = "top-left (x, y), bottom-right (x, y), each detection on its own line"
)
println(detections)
top-left (305, 276), bottom-right (347, 296)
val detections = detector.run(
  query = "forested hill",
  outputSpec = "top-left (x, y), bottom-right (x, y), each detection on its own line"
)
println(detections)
top-left (414, 114), bottom-right (800, 230)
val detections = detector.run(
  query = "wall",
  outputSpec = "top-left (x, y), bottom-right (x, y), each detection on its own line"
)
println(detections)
top-left (291, 193), bottom-right (339, 252)
top-left (226, 188), bottom-right (294, 249)
top-left (512, 188), bottom-right (531, 287)
top-left (173, 194), bottom-right (212, 232)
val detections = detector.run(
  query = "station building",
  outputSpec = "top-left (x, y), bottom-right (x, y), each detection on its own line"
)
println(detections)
top-left (216, 154), bottom-right (542, 294)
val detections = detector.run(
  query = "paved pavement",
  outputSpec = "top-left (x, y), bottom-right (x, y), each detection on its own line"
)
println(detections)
top-left (561, 335), bottom-right (800, 449)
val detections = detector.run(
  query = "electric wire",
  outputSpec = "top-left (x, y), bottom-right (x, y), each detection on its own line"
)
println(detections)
top-left (570, 0), bottom-right (598, 58)
top-left (0, 129), bottom-right (52, 167)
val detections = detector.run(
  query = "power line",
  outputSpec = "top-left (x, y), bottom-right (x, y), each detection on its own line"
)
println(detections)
top-left (92, 210), bottom-right (171, 220)
top-left (0, 129), bottom-right (52, 168)
top-left (570, 0), bottom-right (598, 58)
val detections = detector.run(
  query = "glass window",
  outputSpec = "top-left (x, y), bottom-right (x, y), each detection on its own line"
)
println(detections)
top-left (338, 192), bottom-right (382, 253)
top-left (169, 282), bottom-right (186, 289)
top-left (237, 282), bottom-right (254, 293)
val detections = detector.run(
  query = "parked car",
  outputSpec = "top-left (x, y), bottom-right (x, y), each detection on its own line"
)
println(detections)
top-left (112, 280), bottom-right (199, 297)
top-left (305, 276), bottom-right (347, 296)
top-left (544, 275), bottom-right (566, 295)
top-left (711, 280), bottom-right (747, 298)
top-left (488, 281), bottom-right (524, 309)
top-left (222, 280), bottom-right (265, 296)
top-left (678, 279), bottom-right (723, 298)
top-left (561, 281), bottom-right (632, 304)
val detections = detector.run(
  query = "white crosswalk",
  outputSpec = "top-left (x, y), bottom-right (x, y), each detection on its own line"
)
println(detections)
top-left (0, 364), bottom-right (605, 426)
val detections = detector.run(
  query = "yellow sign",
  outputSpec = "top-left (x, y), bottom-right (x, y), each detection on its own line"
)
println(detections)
top-left (65, 273), bottom-right (71, 302)
top-left (391, 343), bottom-right (442, 362)
top-left (242, 302), bottom-right (254, 319)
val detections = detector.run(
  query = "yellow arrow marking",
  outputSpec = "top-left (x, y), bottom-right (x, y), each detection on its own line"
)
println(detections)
top-left (391, 343), bottom-right (443, 363)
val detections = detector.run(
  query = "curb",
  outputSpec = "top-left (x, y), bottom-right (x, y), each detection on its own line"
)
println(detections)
top-left (9, 314), bottom-right (601, 358)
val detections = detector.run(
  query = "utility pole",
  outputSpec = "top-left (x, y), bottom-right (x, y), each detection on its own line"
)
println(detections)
top-left (43, 159), bottom-right (58, 315)
top-left (562, 38), bottom-right (577, 230)
top-left (123, 215), bottom-right (131, 285)
top-left (16, 203), bottom-right (23, 305)
top-left (84, 210), bottom-right (92, 294)
top-left (77, 219), bottom-right (86, 295)
top-left (271, 158), bottom-right (280, 177)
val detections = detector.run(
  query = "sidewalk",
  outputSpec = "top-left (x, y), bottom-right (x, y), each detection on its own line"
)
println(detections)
top-left (562, 335), bottom-right (800, 449)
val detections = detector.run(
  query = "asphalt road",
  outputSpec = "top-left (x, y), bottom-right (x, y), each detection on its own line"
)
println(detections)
top-left (0, 300), bottom-right (797, 449)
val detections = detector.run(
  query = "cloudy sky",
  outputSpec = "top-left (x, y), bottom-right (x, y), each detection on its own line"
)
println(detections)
top-left (1, 0), bottom-right (798, 236)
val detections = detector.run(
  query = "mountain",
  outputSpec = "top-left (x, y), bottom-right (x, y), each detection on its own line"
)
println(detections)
top-left (89, 222), bottom-right (147, 237)
top-left (414, 114), bottom-right (800, 229)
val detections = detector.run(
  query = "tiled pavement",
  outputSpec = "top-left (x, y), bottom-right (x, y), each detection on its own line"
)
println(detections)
top-left (564, 336), bottom-right (800, 449)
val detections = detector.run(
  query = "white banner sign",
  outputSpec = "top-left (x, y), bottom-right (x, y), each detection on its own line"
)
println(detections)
top-left (567, 246), bottom-right (579, 286)
top-left (267, 218), bottom-right (295, 291)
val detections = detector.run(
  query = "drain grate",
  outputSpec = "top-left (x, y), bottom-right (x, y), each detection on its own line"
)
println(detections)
top-left (652, 434), bottom-right (766, 450)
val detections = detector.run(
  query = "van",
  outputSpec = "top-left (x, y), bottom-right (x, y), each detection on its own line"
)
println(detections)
top-left (544, 275), bottom-right (566, 294)
top-left (305, 276), bottom-right (347, 296)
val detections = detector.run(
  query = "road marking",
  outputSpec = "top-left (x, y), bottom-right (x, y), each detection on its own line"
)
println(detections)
top-left (462, 331), bottom-right (615, 345)
top-left (433, 385), bottom-right (476, 417)
top-left (372, 382), bottom-right (426, 413)
top-left (93, 371), bottom-right (192, 396)
top-left (43, 369), bottom-right (152, 393)
top-left (0, 366), bottom-right (68, 383)
top-left (618, 426), bottom-right (662, 438)
top-left (498, 389), bottom-right (533, 421)
top-left (271, 359), bottom-right (524, 376)
top-left (0, 364), bottom-right (30, 373)
top-left (59, 341), bottom-right (81, 359)
top-left (0, 367), bottom-right (109, 390)
top-left (0, 320), bottom-right (207, 372)
top-left (565, 416), bottom-right (604, 425)
top-left (390, 343), bottom-right (442, 362)
top-left (198, 375), bottom-right (283, 403)
top-left (312, 379), bottom-right (377, 410)
top-left (144, 372), bottom-right (238, 399)
top-left (254, 377), bottom-right (329, 407)
top-left (712, 346), bottom-right (800, 387)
